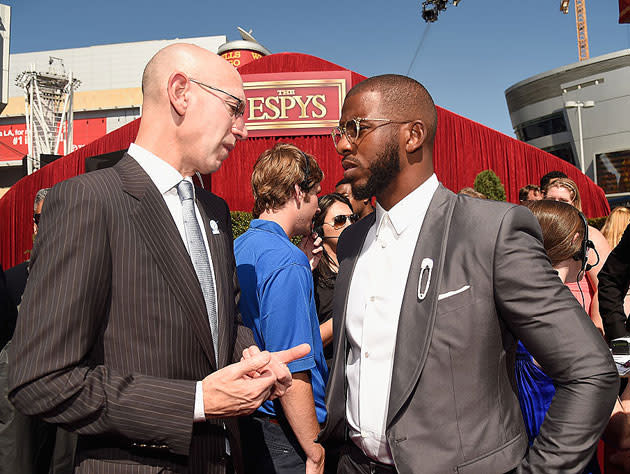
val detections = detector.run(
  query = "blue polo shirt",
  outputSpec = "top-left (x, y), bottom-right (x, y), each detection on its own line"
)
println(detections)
top-left (234, 219), bottom-right (328, 423)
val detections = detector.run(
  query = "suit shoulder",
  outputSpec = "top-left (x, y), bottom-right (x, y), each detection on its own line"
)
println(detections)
top-left (196, 188), bottom-right (230, 213)
top-left (53, 168), bottom-right (121, 196)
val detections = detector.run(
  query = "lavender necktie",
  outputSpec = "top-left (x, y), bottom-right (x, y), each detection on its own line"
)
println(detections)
top-left (176, 180), bottom-right (218, 363)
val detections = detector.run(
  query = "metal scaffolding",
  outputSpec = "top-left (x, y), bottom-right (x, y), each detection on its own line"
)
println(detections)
top-left (15, 57), bottom-right (80, 174)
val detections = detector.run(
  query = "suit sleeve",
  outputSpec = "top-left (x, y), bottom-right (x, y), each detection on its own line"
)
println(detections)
top-left (491, 205), bottom-right (618, 473)
top-left (8, 179), bottom-right (196, 456)
top-left (598, 223), bottom-right (630, 340)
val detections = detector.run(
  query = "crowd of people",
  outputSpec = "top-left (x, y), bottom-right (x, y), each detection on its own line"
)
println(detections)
top-left (2, 43), bottom-right (630, 474)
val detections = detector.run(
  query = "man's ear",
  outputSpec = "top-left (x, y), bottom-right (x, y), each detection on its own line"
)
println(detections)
top-left (405, 120), bottom-right (427, 154)
top-left (294, 183), bottom-right (303, 206)
top-left (168, 72), bottom-right (189, 116)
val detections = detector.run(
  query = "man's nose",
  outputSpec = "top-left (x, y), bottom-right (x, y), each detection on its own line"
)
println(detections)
top-left (335, 133), bottom-right (353, 155)
top-left (233, 116), bottom-right (248, 140)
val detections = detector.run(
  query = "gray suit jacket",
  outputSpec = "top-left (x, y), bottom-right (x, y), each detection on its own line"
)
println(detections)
top-left (8, 154), bottom-right (255, 473)
top-left (319, 184), bottom-right (618, 474)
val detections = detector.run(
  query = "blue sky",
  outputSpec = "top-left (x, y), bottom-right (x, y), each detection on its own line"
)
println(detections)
top-left (5, 0), bottom-right (630, 137)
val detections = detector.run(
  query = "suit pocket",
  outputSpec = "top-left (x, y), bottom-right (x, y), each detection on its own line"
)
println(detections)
top-left (437, 285), bottom-right (473, 315)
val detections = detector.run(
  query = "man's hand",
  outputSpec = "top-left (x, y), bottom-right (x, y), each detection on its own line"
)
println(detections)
top-left (242, 343), bottom-right (311, 399)
top-left (299, 232), bottom-right (323, 271)
top-left (202, 351), bottom-right (276, 418)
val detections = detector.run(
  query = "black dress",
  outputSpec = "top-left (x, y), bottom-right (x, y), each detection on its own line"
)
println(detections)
top-left (313, 264), bottom-right (336, 368)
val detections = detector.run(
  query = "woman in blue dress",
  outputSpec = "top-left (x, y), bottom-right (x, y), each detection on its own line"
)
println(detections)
top-left (516, 200), bottom-right (601, 474)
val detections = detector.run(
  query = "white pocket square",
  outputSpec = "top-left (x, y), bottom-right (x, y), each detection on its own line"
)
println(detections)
top-left (438, 285), bottom-right (470, 301)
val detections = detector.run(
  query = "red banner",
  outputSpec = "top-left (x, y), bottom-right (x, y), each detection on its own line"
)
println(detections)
top-left (621, 0), bottom-right (630, 23)
top-left (0, 117), bottom-right (107, 162)
top-left (241, 71), bottom-right (352, 138)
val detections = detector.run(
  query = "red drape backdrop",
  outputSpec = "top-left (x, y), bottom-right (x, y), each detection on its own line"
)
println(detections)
top-left (0, 52), bottom-right (610, 268)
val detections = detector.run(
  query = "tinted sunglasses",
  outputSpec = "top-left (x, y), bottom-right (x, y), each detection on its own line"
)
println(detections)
top-left (33, 213), bottom-right (41, 225)
top-left (325, 213), bottom-right (359, 230)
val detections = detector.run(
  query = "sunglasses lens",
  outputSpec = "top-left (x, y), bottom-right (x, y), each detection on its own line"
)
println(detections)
top-left (333, 215), bottom-right (346, 228)
top-left (350, 213), bottom-right (359, 223)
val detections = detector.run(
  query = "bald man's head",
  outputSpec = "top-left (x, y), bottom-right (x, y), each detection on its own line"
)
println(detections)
top-left (346, 74), bottom-right (438, 144)
top-left (141, 43), bottom-right (241, 107)
top-left (134, 43), bottom-right (247, 177)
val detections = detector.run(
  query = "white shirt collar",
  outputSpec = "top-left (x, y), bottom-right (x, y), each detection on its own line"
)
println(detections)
top-left (127, 143), bottom-right (193, 196)
top-left (375, 174), bottom-right (439, 237)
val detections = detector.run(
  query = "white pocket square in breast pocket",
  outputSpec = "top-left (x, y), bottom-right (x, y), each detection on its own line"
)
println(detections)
top-left (438, 285), bottom-right (471, 301)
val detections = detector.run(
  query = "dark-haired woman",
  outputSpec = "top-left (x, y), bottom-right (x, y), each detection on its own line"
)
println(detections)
top-left (312, 193), bottom-right (357, 367)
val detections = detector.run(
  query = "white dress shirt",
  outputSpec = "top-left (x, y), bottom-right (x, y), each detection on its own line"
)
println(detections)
top-left (345, 174), bottom-right (439, 463)
top-left (127, 143), bottom-right (216, 423)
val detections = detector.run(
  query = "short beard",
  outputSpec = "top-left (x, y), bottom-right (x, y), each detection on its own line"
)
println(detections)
top-left (351, 142), bottom-right (400, 200)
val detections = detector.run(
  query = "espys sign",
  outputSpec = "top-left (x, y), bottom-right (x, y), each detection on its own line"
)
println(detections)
top-left (242, 72), bottom-right (352, 137)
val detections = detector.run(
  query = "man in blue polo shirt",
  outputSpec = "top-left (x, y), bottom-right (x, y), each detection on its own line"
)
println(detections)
top-left (235, 143), bottom-right (328, 474)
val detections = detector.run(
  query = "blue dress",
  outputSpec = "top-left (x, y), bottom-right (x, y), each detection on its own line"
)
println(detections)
top-left (515, 341), bottom-right (600, 473)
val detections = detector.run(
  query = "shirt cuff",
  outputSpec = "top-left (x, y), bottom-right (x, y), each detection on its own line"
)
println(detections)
top-left (194, 381), bottom-right (205, 422)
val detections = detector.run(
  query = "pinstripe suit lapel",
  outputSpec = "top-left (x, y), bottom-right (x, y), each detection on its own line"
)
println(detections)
top-left (115, 154), bottom-right (218, 367)
top-left (196, 192), bottom-right (232, 369)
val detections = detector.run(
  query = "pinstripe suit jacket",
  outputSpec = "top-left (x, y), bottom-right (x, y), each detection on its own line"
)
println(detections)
top-left (8, 154), bottom-right (255, 473)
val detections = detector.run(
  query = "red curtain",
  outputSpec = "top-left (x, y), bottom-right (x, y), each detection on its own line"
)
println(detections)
top-left (434, 107), bottom-right (609, 217)
top-left (0, 120), bottom-right (140, 268)
top-left (0, 52), bottom-right (610, 269)
top-left (620, 0), bottom-right (630, 23)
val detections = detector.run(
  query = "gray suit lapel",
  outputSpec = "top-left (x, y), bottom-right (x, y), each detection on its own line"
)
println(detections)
top-left (116, 155), bottom-right (218, 367)
top-left (387, 185), bottom-right (456, 428)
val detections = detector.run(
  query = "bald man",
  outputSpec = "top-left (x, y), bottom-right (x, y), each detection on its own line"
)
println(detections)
top-left (8, 44), bottom-right (308, 474)
top-left (318, 74), bottom-right (618, 473)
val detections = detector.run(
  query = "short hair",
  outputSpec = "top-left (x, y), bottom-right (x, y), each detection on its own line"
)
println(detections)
top-left (251, 143), bottom-right (324, 218)
top-left (540, 171), bottom-right (568, 190)
top-left (33, 188), bottom-right (50, 212)
top-left (543, 177), bottom-right (582, 211)
top-left (458, 187), bottom-right (487, 199)
top-left (601, 207), bottom-right (630, 249)
top-left (347, 74), bottom-right (438, 144)
top-left (519, 184), bottom-right (541, 202)
top-left (524, 200), bottom-right (585, 267)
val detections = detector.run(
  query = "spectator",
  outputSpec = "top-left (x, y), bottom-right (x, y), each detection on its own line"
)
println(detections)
top-left (544, 177), bottom-right (612, 337)
top-left (602, 207), bottom-right (630, 250)
top-left (519, 200), bottom-right (601, 474)
top-left (312, 192), bottom-right (357, 367)
top-left (336, 177), bottom-right (374, 219)
top-left (519, 184), bottom-right (542, 203)
top-left (235, 143), bottom-right (328, 474)
top-left (540, 170), bottom-right (568, 191)
top-left (4, 188), bottom-right (50, 308)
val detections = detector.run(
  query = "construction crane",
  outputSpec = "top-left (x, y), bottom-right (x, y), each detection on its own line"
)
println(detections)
top-left (560, 0), bottom-right (590, 61)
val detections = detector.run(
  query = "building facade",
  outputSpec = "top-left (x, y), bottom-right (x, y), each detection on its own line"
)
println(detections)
top-left (505, 49), bottom-right (630, 205)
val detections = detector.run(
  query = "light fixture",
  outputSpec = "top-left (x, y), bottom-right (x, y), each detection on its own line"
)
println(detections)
top-left (421, 2), bottom-right (439, 22)
top-left (564, 100), bottom-right (595, 174)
